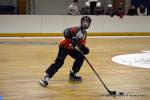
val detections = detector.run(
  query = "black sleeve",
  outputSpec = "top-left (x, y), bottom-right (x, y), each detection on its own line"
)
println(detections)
top-left (63, 28), bottom-right (72, 39)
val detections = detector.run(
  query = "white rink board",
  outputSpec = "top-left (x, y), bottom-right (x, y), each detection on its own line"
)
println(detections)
top-left (0, 15), bottom-right (150, 33)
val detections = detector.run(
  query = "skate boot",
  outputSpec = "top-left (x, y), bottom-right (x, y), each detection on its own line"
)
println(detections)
top-left (69, 70), bottom-right (82, 83)
top-left (39, 75), bottom-right (49, 87)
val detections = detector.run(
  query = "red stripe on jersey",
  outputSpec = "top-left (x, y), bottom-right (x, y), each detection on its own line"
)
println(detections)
top-left (70, 27), bottom-right (77, 33)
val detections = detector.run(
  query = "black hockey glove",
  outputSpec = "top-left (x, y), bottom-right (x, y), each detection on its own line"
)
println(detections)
top-left (80, 45), bottom-right (89, 55)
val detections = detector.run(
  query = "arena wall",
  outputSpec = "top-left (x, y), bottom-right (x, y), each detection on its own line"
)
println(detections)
top-left (0, 15), bottom-right (150, 36)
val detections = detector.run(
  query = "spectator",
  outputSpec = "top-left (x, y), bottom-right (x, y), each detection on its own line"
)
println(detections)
top-left (127, 5), bottom-right (137, 16)
top-left (80, 1), bottom-right (91, 15)
top-left (93, 2), bottom-right (104, 15)
top-left (137, 4), bottom-right (147, 16)
top-left (68, 0), bottom-right (80, 15)
top-left (106, 4), bottom-right (115, 17)
top-left (116, 2), bottom-right (124, 18)
top-left (88, 0), bottom-right (98, 15)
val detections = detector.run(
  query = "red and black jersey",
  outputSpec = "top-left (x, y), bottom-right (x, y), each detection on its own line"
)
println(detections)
top-left (60, 26), bottom-right (87, 49)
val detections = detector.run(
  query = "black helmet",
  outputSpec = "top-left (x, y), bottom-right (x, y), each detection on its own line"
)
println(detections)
top-left (81, 16), bottom-right (91, 24)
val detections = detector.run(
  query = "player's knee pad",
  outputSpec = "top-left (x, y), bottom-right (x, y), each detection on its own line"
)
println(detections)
top-left (72, 56), bottom-right (84, 73)
top-left (80, 46), bottom-right (89, 55)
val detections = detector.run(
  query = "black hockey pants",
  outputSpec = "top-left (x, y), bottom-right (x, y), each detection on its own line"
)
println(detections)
top-left (46, 45), bottom-right (87, 78)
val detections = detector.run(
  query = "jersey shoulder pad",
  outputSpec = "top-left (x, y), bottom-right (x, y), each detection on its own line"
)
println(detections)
top-left (70, 27), bottom-right (78, 33)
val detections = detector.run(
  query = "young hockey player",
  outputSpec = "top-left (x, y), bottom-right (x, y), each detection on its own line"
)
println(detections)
top-left (39, 16), bottom-right (92, 87)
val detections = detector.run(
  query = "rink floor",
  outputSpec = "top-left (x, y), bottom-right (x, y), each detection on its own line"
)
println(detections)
top-left (0, 36), bottom-right (150, 100)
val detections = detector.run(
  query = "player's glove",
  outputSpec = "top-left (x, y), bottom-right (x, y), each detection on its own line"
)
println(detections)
top-left (80, 45), bottom-right (89, 55)
top-left (70, 37), bottom-right (78, 47)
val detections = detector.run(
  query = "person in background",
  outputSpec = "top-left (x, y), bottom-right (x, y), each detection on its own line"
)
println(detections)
top-left (68, 0), bottom-right (80, 15)
top-left (137, 4), bottom-right (147, 16)
top-left (127, 5), bottom-right (137, 16)
top-left (88, 0), bottom-right (98, 15)
top-left (116, 2), bottom-right (124, 18)
top-left (80, 1), bottom-right (91, 15)
top-left (106, 4), bottom-right (115, 17)
top-left (93, 2), bottom-right (104, 15)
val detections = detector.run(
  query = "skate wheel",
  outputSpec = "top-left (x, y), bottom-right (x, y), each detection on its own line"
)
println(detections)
top-left (69, 79), bottom-right (82, 83)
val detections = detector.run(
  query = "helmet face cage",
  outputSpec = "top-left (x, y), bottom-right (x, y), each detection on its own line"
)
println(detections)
top-left (81, 16), bottom-right (91, 29)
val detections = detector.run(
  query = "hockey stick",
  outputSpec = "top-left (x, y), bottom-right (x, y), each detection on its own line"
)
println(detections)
top-left (76, 45), bottom-right (116, 96)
